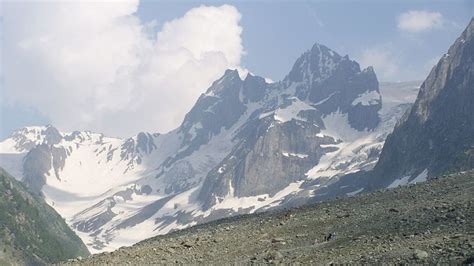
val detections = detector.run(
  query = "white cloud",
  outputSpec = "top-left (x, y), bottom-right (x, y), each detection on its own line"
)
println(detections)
top-left (358, 46), bottom-right (400, 81)
top-left (2, 2), bottom-right (245, 137)
top-left (397, 10), bottom-right (444, 33)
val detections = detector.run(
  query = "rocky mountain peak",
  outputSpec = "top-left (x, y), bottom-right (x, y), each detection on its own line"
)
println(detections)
top-left (42, 125), bottom-right (62, 145)
top-left (7, 125), bottom-right (63, 152)
top-left (204, 69), bottom-right (242, 97)
top-left (282, 42), bottom-right (381, 130)
top-left (242, 73), bottom-right (268, 103)
top-left (285, 43), bottom-right (344, 84)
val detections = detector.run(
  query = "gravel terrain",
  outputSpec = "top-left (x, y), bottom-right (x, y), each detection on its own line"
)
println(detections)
top-left (68, 171), bottom-right (474, 264)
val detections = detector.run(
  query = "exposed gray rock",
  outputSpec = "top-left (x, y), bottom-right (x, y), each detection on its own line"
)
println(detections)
top-left (22, 144), bottom-right (52, 195)
top-left (368, 18), bottom-right (474, 188)
top-left (172, 69), bottom-right (247, 164)
top-left (198, 118), bottom-right (332, 208)
top-left (43, 125), bottom-right (63, 145)
top-left (10, 125), bottom-right (62, 152)
top-left (136, 132), bottom-right (157, 154)
top-left (160, 160), bottom-right (196, 194)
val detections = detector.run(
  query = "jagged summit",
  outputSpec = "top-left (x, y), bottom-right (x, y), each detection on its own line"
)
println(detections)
top-left (1, 125), bottom-right (62, 153)
top-left (282, 42), bottom-right (382, 130)
top-left (2, 125), bottom-right (112, 154)
top-left (204, 69), bottom-right (242, 97)
top-left (285, 42), bottom-right (371, 85)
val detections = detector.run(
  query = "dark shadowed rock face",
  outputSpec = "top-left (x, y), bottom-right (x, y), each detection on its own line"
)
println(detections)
top-left (22, 144), bottom-right (52, 195)
top-left (181, 69), bottom-right (246, 142)
top-left (21, 125), bottom-right (69, 195)
top-left (120, 132), bottom-right (157, 169)
top-left (136, 132), bottom-right (157, 154)
top-left (369, 18), bottom-right (474, 188)
top-left (22, 143), bottom-right (69, 196)
top-left (198, 117), bottom-right (337, 209)
top-left (43, 125), bottom-right (63, 145)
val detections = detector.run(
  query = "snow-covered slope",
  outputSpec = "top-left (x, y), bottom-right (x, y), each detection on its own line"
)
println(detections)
top-left (0, 42), bottom-right (420, 253)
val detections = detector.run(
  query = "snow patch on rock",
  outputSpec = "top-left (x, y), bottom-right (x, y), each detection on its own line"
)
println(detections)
top-left (352, 90), bottom-right (382, 106)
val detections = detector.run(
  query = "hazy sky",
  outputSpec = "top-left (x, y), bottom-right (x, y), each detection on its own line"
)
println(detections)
top-left (1, 0), bottom-right (473, 139)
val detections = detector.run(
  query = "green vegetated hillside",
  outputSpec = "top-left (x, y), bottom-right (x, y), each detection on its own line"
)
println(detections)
top-left (70, 171), bottom-right (473, 264)
top-left (0, 168), bottom-right (89, 265)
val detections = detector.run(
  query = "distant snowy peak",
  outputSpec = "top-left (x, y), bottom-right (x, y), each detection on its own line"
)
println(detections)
top-left (0, 125), bottom-right (123, 154)
top-left (0, 125), bottom-right (62, 154)
top-left (0, 124), bottom-right (160, 195)
top-left (0, 124), bottom-right (160, 150)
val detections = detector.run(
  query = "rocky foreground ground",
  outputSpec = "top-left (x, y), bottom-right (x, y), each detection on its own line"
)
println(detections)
top-left (68, 172), bottom-right (473, 264)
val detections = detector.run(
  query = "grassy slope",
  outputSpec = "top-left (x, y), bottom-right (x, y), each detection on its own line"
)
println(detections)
top-left (76, 171), bottom-right (473, 264)
top-left (0, 168), bottom-right (89, 265)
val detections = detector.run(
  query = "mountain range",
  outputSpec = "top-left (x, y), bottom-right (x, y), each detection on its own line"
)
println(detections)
top-left (1, 18), bottom-right (472, 255)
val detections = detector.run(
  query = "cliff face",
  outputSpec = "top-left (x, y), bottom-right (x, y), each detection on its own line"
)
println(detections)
top-left (369, 18), bottom-right (474, 188)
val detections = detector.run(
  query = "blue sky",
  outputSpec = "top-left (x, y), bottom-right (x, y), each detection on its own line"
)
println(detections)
top-left (1, 0), bottom-right (473, 139)
top-left (137, 0), bottom-right (473, 81)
